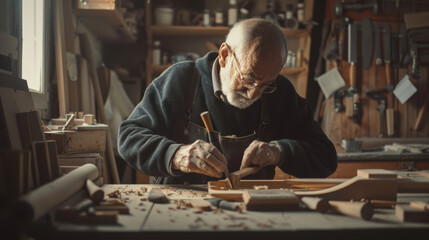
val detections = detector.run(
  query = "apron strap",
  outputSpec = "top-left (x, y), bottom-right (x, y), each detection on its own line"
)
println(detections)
top-left (184, 64), bottom-right (201, 122)
top-left (259, 95), bottom-right (271, 128)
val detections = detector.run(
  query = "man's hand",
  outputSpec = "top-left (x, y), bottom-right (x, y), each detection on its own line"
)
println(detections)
top-left (240, 140), bottom-right (281, 169)
top-left (172, 140), bottom-right (227, 178)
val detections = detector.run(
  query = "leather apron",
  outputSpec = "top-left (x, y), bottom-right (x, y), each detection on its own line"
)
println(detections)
top-left (150, 66), bottom-right (275, 184)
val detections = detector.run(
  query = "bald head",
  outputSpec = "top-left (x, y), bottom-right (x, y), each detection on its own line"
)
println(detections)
top-left (225, 18), bottom-right (288, 68)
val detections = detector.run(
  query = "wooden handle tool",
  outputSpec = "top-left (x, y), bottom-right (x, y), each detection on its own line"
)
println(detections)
top-left (200, 111), bottom-right (233, 189)
top-left (329, 200), bottom-right (374, 220)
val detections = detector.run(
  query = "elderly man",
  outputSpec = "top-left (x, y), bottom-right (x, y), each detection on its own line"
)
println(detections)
top-left (118, 18), bottom-right (337, 184)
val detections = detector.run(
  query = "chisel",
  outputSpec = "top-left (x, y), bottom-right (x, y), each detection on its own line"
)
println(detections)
top-left (200, 111), bottom-right (233, 189)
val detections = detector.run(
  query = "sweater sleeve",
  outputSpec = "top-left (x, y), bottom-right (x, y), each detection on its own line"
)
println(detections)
top-left (274, 80), bottom-right (338, 178)
top-left (117, 62), bottom-right (194, 177)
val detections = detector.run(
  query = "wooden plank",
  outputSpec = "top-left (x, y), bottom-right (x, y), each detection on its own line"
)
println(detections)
top-left (80, 33), bottom-right (120, 184)
top-left (47, 140), bottom-right (61, 180)
top-left (0, 150), bottom-right (25, 197)
top-left (78, 56), bottom-right (96, 115)
top-left (0, 82), bottom-right (36, 150)
top-left (357, 169), bottom-right (398, 179)
top-left (54, 0), bottom-right (70, 118)
top-left (16, 111), bottom-right (45, 150)
top-left (32, 141), bottom-right (53, 185)
top-left (395, 204), bottom-right (429, 222)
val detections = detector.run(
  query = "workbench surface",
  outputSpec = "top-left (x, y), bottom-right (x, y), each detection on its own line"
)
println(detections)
top-left (31, 184), bottom-right (429, 240)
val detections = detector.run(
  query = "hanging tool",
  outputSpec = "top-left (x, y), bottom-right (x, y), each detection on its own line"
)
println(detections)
top-left (366, 92), bottom-right (386, 137)
top-left (383, 24), bottom-right (394, 93)
top-left (346, 23), bottom-right (360, 124)
top-left (334, 0), bottom-right (378, 17)
top-left (361, 18), bottom-right (373, 70)
top-left (400, 23), bottom-right (410, 67)
top-left (374, 25), bottom-right (383, 66)
top-left (414, 89), bottom-right (429, 131)
top-left (200, 111), bottom-right (233, 189)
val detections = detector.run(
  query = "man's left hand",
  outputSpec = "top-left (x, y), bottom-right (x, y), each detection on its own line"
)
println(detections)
top-left (240, 140), bottom-right (281, 169)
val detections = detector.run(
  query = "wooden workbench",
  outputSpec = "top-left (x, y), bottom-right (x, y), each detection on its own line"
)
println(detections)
top-left (27, 183), bottom-right (429, 240)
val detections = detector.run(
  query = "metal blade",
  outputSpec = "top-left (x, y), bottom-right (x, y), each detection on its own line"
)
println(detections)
top-left (348, 23), bottom-right (358, 64)
top-left (383, 24), bottom-right (391, 63)
top-left (375, 25), bottom-right (382, 65)
top-left (361, 18), bottom-right (373, 70)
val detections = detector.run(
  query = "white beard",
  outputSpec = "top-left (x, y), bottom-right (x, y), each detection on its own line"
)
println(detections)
top-left (219, 61), bottom-right (259, 109)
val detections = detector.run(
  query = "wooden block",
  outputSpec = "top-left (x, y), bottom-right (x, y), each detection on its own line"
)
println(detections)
top-left (417, 170), bottom-right (429, 179)
top-left (86, 179), bottom-right (104, 203)
top-left (396, 204), bottom-right (429, 223)
top-left (410, 201), bottom-right (429, 211)
top-left (230, 166), bottom-right (263, 188)
top-left (300, 197), bottom-right (329, 213)
top-left (189, 199), bottom-right (212, 211)
top-left (148, 189), bottom-right (169, 203)
top-left (329, 200), bottom-right (374, 221)
top-left (95, 200), bottom-right (129, 214)
top-left (243, 189), bottom-right (299, 211)
top-left (83, 114), bottom-right (95, 125)
top-left (357, 169), bottom-right (397, 179)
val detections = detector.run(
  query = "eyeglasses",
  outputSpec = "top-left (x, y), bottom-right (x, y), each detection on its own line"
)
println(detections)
top-left (225, 44), bottom-right (277, 94)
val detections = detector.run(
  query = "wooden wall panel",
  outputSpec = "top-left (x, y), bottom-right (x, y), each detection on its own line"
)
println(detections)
top-left (321, 0), bottom-right (429, 152)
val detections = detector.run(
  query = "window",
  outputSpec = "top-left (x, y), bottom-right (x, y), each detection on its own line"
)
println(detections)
top-left (22, 0), bottom-right (45, 93)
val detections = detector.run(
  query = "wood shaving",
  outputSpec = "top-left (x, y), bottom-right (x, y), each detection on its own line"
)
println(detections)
top-left (140, 187), bottom-right (148, 192)
top-left (141, 197), bottom-right (148, 201)
top-left (107, 190), bottom-right (121, 199)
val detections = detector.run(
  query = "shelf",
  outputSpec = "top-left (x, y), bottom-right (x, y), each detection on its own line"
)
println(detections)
top-left (151, 25), bottom-right (309, 38)
top-left (152, 64), bottom-right (305, 76)
top-left (75, 9), bottom-right (136, 43)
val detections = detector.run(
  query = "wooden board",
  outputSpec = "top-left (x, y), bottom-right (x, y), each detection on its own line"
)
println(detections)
top-left (357, 169), bottom-right (398, 179)
top-left (209, 176), bottom-right (397, 202)
top-left (0, 75), bottom-right (36, 150)
top-left (16, 111), bottom-right (45, 150)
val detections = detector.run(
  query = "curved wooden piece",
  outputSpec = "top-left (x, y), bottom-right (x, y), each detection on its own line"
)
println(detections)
top-left (294, 176), bottom-right (397, 201)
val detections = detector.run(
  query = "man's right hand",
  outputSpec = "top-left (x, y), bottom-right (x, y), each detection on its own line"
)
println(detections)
top-left (172, 140), bottom-right (227, 178)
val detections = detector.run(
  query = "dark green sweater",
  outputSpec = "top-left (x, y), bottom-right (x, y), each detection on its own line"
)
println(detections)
top-left (118, 52), bottom-right (337, 179)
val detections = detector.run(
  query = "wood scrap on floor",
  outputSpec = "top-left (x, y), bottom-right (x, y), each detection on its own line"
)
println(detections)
top-left (148, 189), bottom-right (169, 203)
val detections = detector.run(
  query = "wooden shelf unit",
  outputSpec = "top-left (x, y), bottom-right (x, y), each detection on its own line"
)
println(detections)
top-left (144, 0), bottom-right (314, 97)
top-left (75, 9), bottom-right (136, 43)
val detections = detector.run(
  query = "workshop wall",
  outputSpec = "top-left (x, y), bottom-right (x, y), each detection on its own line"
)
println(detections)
top-left (320, 0), bottom-right (429, 153)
